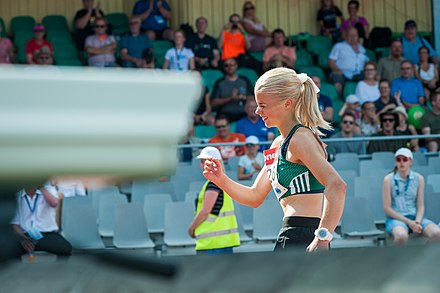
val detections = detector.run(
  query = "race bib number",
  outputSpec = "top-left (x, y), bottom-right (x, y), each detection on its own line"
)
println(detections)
top-left (264, 148), bottom-right (288, 199)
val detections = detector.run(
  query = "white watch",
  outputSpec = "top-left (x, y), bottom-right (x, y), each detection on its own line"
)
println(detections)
top-left (314, 228), bottom-right (333, 241)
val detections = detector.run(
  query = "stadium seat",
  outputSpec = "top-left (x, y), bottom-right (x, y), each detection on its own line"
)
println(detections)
top-left (343, 81), bottom-right (358, 99)
top-left (46, 30), bottom-right (73, 45)
top-left (144, 193), bottom-right (173, 234)
top-left (428, 157), bottom-right (440, 173)
top-left (237, 67), bottom-right (259, 87)
top-left (188, 180), bottom-right (206, 192)
top-left (338, 170), bottom-right (357, 197)
top-left (107, 13), bottom-right (129, 36)
top-left (306, 35), bottom-right (332, 56)
top-left (317, 49), bottom-right (331, 69)
top-left (60, 196), bottom-right (92, 230)
top-left (299, 65), bottom-right (326, 81)
top-left (375, 47), bottom-right (390, 59)
top-left (0, 18), bottom-right (6, 37)
top-left (62, 205), bottom-right (105, 250)
top-left (185, 190), bottom-right (198, 204)
top-left (13, 31), bottom-right (34, 63)
top-left (425, 192), bottom-right (440, 223)
top-left (226, 155), bottom-right (240, 172)
top-left (42, 15), bottom-right (69, 32)
top-left (365, 48), bottom-right (377, 62)
top-left (427, 174), bottom-right (440, 192)
top-left (341, 197), bottom-right (384, 238)
top-left (250, 51), bottom-right (263, 62)
top-left (332, 152), bottom-right (360, 175)
top-left (194, 124), bottom-right (216, 139)
top-left (113, 203), bottom-right (155, 249)
top-left (359, 160), bottom-right (387, 177)
top-left (56, 58), bottom-right (82, 66)
top-left (98, 192), bottom-right (128, 237)
top-left (253, 199), bottom-right (283, 241)
top-left (233, 202), bottom-right (252, 242)
top-left (294, 50), bottom-right (313, 69)
top-left (53, 43), bottom-right (78, 61)
top-left (354, 176), bottom-right (385, 223)
top-left (332, 98), bottom-right (344, 124)
top-left (201, 69), bottom-right (224, 93)
top-left (164, 202), bottom-right (196, 247)
top-left (320, 82), bottom-right (338, 100)
top-left (10, 16), bottom-right (36, 35)
top-left (411, 166), bottom-right (434, 179)
top-left (412, 152), bottom-right (427, 166)
top-left (89, 186), bottom-right (121, 216)
top-left (152, 40), bottom-right (173, 67)
top-left (371, 151), bottom-right (395, 167)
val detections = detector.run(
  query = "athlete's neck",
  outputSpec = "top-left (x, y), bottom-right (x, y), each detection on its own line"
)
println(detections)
top-left (278, 121), bottom-right (299, 140)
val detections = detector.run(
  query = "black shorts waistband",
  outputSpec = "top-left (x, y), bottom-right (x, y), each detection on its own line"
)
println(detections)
top-left (282, 216), bottom-right (321, 228)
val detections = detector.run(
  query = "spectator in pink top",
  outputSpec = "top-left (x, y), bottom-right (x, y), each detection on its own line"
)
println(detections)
top-left (25, 24), bottom-right (53, 65)
top-left (340, 0), bottom-right (369, 43)
top-left (263, 29), bottom-right (296, 72)
top-left (0, 24), bottom-right (14, 63)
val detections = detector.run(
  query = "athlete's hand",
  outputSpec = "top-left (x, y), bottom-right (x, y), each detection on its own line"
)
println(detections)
top-left (306, 237), bottom-right (329, 253)
top-left (203, 158), bottom-right (224, 182)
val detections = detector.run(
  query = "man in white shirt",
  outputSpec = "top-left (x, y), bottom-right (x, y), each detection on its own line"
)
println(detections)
top-left (11, 183), bottom-right (72, 257)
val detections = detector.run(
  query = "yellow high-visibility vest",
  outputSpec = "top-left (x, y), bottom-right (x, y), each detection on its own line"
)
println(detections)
top-left (194, 181), bottom-right (240, 251)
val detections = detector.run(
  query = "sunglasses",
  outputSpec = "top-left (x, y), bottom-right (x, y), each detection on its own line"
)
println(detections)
top-left (223, 63), bottom-right (235, 68)
top-left (382, 118), bottom-right (395, 122)
top-left (129, 22), bottom-right (140, 25)
top-left (38, 56), bottom-right (51, 60)
top-left (246, 144), bottom-right (257, 147)
top-left (342, 120), bottom-right (354, 125)
top-left (216, 124), bottom-right (228, 129)
top-left (95, 25), bottom-right (106, 28)
top-left (396, 157), bottom-right (409, 163)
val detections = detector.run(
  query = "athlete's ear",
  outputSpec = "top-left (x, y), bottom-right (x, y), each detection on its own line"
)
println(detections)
top-left (284, 98), bottom-right (293, 109)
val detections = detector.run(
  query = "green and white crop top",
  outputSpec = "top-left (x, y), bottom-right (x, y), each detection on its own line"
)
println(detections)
top-left (263, 124), bottom-right (325, 200)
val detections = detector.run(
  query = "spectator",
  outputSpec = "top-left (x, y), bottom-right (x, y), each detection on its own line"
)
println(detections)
top-left (132, 0), bottom-right (173, 41)
top-left (355, 61), bottom-right (380, 104)
top-left (53, 179), bottom-right (86, 198)
top-left (262, 28), bottom-right (296, 72)
top-left (377, 40), bottom-right (405, 82)
top-left (340, 0), bottom-right (369, 43)
top-left (327, 112), bottom-right (366, 155)
top-left (10, 183), bottom-right (72, 257)
top-left (393, 106), bottom-right (419, 151)
top-left (421, 91), bottom-right (440, 152)
top-left (391, 60), bottom-right (425, 109)
top-left (208, 115), bottom-right (246, 161)
top-left (328, 27), bottom-right (368, 98)
top-left (25, 24), bottom-right (53, 65)
top-left (400, 20), bottom-right (438, 66)
top-left (338, 94), bottom-right (361, 126)
top-left (193, 86), bottom-right (214, 126)
top-left (185, 16), bottom-right (220, 70)
top-left (375, 79), bottom-right (401, 115)
top-left (178, 123), bottom-right (203, 163)
top-left (359, 101), bottom-right (380, 136)
top-left (35, 47), bottom-right (54, 66)
top-left (163, 30), bottom-right (195, 71)
top-left (238, 136), bottom-right (264, 180)
top-left (414, 47), bottom-right (439, 101)
top-left (367, 111), bottom-right (407, 154)
top-left (316, 0), bottom-right (344, 43)
top-left (211, 58), bottom-right (254, 122)
top-left (188, 146), bottom-right (240, 254)
top-left (85, 17), bottom-right (116, 67)
top-left (241, 1), bottom-right (272, 52)
top-left (0, 24), bottom-right (14, 63)
top-left (311, 75), bottom-right (334, 123)
top-left (74, 0), bottom-right (105, 56)
top-left (235, 97), bottom-right (276, 150)
top-left (219, 14), bottom-right (250, 61)
top-left (382, 148), bottom-right (440, 245)
top-left (141, 47), bottom-right (155, 68)
top-left (120, 16), bottom-right (153, 68)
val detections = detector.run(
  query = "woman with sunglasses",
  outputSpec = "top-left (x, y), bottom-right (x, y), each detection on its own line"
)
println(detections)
top-left (203, 67), bottom-right (346, 252)
top-left (382, 148), bottom-right (440, 245)
top-left (241, 1), bottom-right (271, 52)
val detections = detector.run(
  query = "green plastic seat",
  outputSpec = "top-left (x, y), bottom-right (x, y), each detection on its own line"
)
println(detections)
top-left (365, 48), bottom-right (377, 62)
top-left (53, 43), bottom-right (78, 61)
top-left (318, 49), bottom-right (331, 69)
top-left (201, 69), bottom-right (224, 94)
top-left (107, 13), bottom-right (129, 36)
top-left (306, 35), bottom-right (332, 56)
top-left (46, 30), bottom-right (73, 45)
top-left (56, 58), bottom-right (83, 66)
top-left (343, 81), bottom-right (358, 99)
top-left (250, 51), bottom-right (263, 62)
top-left (237, 67), bottom-right (258, 87)
top-left (0, 18), bottom-right (6, 37)
top-left (295, 50), bottom-right (313, 69)
top-left (42, 15), bottom-right (69, 32)
top-left (10, 16), bottom-right (36, 35)
top-left (320, 82), bottom-right (339, 100)
top-left (13, 31), bottom-right (34, 63)
top-left (375, 47), bottom-right (390, 59)
top-left (194, 125), bottom-right (217, 140)
top-left (152, 40), bottom-right (173, 67)
top-left (299, 65), bottom-right (326, 81)
top-left (332, 98), bottom-right (344, 125)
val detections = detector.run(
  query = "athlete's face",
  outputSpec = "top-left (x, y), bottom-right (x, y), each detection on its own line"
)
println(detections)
top-left (255, 93), bottom-right (286, 128)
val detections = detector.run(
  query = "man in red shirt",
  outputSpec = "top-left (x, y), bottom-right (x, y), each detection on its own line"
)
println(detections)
top-left (25, 24), bottom-right (53, 64)
top-left (209, 114), bottom-right (246, 161)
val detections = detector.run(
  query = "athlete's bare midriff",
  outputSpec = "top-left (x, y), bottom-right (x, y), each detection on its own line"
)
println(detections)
top-left (280, 193), bottom-right (323, 218)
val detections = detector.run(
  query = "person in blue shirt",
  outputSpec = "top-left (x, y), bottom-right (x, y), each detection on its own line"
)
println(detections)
top-left (391, 60), bottom-right (425, 109)
top-left (132, 0), bottom-right (173, 41)
top-left (120, 16), bottom-right (153, 68)
top-left (401, 20), bottom-right (438, 66)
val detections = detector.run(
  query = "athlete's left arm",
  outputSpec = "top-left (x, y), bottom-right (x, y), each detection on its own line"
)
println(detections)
top-left (290, 130), bottom-right (346, 251)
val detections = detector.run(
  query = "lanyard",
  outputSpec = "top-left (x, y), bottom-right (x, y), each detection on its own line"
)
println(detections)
top-left (394, 175), bottom-right (410, 197)
top-left (24, 194), bottom-right (39, 214)
top-left (174, 48), bottom-right (184, 70)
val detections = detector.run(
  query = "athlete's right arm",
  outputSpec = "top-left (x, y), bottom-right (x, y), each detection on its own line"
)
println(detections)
top-left (203, 137), bottom-right (281, 208)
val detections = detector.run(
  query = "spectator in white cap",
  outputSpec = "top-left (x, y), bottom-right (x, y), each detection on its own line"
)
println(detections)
top-left (338, 94), bottom-right (361, 129)
top-left (188, 146), bottom-right (240, 254)
top-left (382, 147), bottom-right (440, 245)
top-left (238, 136), bottom-right (264, 180)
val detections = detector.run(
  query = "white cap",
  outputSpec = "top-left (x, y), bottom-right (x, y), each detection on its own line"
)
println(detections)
top-left (197, 146), bottom-right (223, 161)
top-left (394, 147), bottom-right (413, 159)
top-left (346, 94), bottom-right (360, 104)
top-left (393, 106), bottom-right (408, 119)
top-left (245, 135), bottom-right (259, 145)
